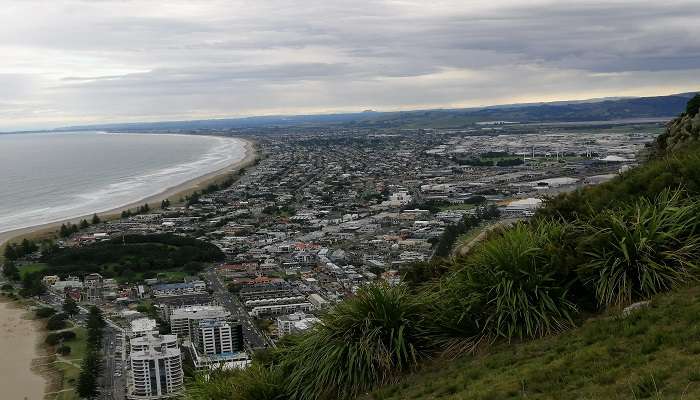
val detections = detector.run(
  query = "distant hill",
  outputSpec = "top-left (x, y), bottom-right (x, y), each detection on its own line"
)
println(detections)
top-left (57, 92), bottom-right (698, 132)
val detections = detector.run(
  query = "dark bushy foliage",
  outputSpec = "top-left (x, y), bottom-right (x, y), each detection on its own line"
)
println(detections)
top-left (434, 221), bottom-right (581, 349)
top-left (43, 233), bottom-right (223, 277)
top-left (579, 190), bottom-right (700, 307)
top-left (281, 283), bottom-right (431, 400)
top-left (35, 307), bottom-right (57, 318)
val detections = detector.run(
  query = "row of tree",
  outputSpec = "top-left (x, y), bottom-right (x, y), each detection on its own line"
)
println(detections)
top-left (59, 214), bottom-right (101, 238)
top-left (121, 203), bottom-right (150, 218)
top-left (3, 238), bottom-right (39, 260)
top-left (77, 306), bottom-right (106, 399)
top-left (433, 204), bottom-right (501, 258)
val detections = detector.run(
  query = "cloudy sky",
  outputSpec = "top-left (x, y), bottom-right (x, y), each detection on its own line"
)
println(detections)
top-left (1, 0), bottom-right (699, 130)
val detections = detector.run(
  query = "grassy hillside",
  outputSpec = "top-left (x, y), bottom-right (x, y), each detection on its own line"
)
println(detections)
top-left (370, 285), bottom-right (700, 400)
top-left (186, 95), bottom-right (700, 400)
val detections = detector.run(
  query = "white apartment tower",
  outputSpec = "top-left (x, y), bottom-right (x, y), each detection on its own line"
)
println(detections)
top-left (128, 333), bottom-right (184, 399)
top-left (169, 305), bottom-right (230, 338)
top-left (189, 319), bottom-right (247, 369)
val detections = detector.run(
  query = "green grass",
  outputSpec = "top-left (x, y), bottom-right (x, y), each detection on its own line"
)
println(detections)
top-left (18, 262), bottom-right (47, 279)
top-left (156, 270), bottom-right (188, 282)
top-left (369, 284), bottom-right (700, 400)
top-left (49, 327), bottom-right (88, 400)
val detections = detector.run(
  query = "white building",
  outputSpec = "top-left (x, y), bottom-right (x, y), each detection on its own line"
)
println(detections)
top-left (276, 312), bottom-right (320, 336)
top-left (189, 319), bottom-right (248, 370)
top-left (169, 306), bottom-right (230, 338)
top-left (308, 293), bottom-right (330, 309)
top-left (127, 333), bottom-right (184, 400)
top-left (130, 318), bottom-right (158, 338)
top-left (383, 191), bottom-right (413, 207)
top-left (151, 281), bottom-right (207, 297)
top-left (249, 302), bottom-right (313, 318)
top-left (504, 198), bottom-right (543, 216)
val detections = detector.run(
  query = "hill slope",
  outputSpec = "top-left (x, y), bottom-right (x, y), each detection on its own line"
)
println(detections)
top-left (370, 285), bottom-right (700, 400)
top-left (55, 92), bottom-right (696, 132)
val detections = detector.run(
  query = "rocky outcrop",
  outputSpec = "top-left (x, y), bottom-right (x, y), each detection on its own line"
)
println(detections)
top-left (656, 95), bottom-right (700, 152)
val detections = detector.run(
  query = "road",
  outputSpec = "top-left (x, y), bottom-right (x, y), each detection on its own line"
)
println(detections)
top-left (204, 269), bottom-right (272, 350)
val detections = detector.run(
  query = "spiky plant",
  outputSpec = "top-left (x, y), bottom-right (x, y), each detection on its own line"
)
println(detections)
top-left (435, 220), bottom-right (579, 348)
top-left (186, 363), bottom-right (286, 400)
top-left (579, 189), bottom-right (700, 308)
top-left (280, 283), bottom-right (431, 400)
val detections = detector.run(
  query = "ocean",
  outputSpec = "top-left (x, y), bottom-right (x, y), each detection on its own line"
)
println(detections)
top-left (0, 131), bottom-right (246, 234)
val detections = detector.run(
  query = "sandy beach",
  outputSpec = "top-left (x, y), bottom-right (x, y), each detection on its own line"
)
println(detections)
top-left (0, 300), bottom-right (47, 400)
top-left (0, 136), bottom-right (257, 248)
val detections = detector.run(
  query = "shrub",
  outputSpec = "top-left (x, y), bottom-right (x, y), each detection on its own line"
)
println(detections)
top-left (281, 283), bottom-right (432, 400)
top-left (579, 190), bottom-right (700, 307)
top-left (45, 333), bottom-right (61, 346)
top-left (35, 307), bottom-right (56, 319)
top-left (434, 221), bottom-right (581, 348)
top-left (187, 364), bottom-right (286, 400)
top-left (47, 313), bottom-right (68, 331)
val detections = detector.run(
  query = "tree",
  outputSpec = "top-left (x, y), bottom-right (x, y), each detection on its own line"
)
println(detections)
top-left (20, 272), bottom-right (46, 297)
top-left (91, 213), bottom-right (101, 224)
top-left (77, 351), bottom-right (100, 399)
top-left (36, 307), bottom-right (57, 319)
top-left (79, 219), bottom-right (89, 229)
top-left (63, 297), bottom-right (79, 316)
top-left (46, 313), bottom-right (68, 330)
top-left (3, 260), bottom-right (19, 280)
top-left (3, 244), bottom-right (18, 261)
top-left (21, 239), bottom-right (37, 255)
top-left (686, 93), bottom-right (700, 117)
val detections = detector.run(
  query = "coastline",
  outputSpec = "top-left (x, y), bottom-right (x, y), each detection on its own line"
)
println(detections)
top-left (0, 296), bottom-right (50, 400)
top-left (0, 136), bottom-right (257, 248)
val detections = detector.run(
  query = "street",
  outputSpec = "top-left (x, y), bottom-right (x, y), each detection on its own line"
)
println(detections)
top-left (204, 269), bottom-right (272, 350)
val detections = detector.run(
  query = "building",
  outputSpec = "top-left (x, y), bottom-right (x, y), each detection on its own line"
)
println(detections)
top-left (153, 293), bottom-right (215, 320)
top-left (238, 282), bottom-right (296, 301)
top-left (152, 281), bottom-right (207, 297)
top-left (130, 318), bottom-right (158, 338)
top-left (249, 301), bottom-right (313, 318)
top-left (307, 293), bottom-right (330, 309)
top-left (84, 273), bottom-right (103, 302)
top-left (276, 312), bottom-right (320, 336)
top-left (127, 333), bottom-right (184, 400)
top-left (169, 306), bottom-right (230, 338)
top-left (189, 319), bottom-right (248, 369)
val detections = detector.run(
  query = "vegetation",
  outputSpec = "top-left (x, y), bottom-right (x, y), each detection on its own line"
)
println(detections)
top-left (47, 312), bottom-right (69, 331)
top-left (42, 233), bottom-right (223, 280)
top-left (280, 284), bottom-right (432, 400)
top-left (77, 307), bottom-right (105, 399)
top-left (433, 205), bottom-right (500, 258)
top-left (36, 306), bottom-right (57, 319)
top-left (63, 297), bottom-right (79, 316)
top-left (191, 138), bottom-right (700, 400)
top-left (686, 93), bottom-right (700, 117)
top-left (370, 285), bottom-right (700, 400)
top-left (187, 364), bottom-right (286, 400)
top-left (3, 238), bottom-right (39, 260)
top-left (579, 190), bottom-right (700, 307)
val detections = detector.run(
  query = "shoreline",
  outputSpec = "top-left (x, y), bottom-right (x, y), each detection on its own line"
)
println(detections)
top-left (0, 136), bottom-right (257, 248)
top-left (0, 296), bottom-right (51, 400)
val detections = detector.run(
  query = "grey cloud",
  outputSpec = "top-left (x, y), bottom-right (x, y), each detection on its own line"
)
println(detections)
top-left (0, 0), bottom-right (699, 130)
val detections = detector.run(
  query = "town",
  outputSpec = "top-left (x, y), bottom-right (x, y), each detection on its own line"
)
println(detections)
top-left (2, 120), bottom-right (662, 399)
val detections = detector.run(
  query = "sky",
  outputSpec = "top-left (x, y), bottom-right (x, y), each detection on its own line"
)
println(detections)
top-left (1, 0), bottom-right (699, 131)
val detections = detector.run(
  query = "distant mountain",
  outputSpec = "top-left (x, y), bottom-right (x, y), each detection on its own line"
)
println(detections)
top-left (57, 91), bottom-right (698, 132)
